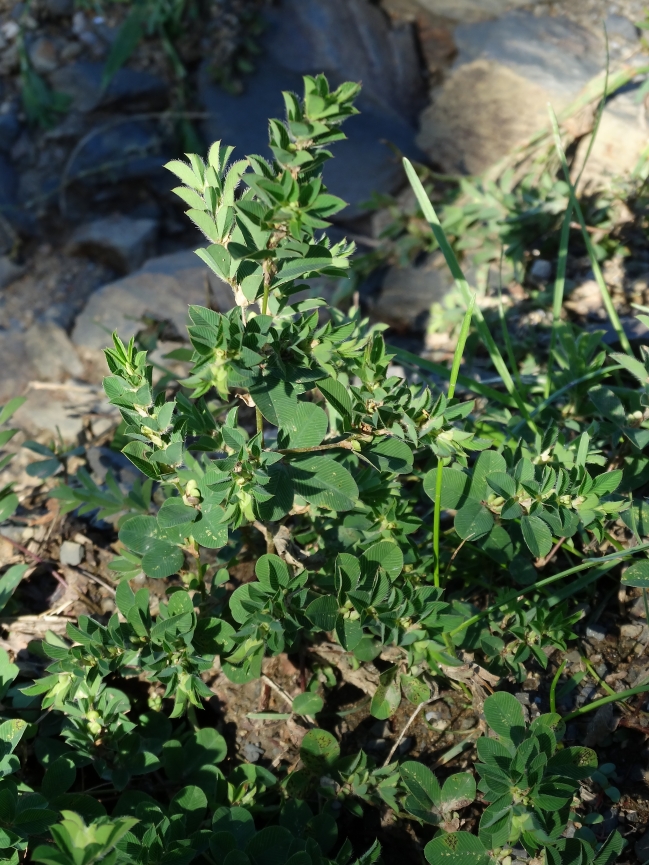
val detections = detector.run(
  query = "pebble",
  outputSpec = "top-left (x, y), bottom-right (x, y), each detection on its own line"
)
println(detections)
top-left (585, 623), bottom-right (606, 642)
top-left (28, 37), bottom-right (59, 74)
top-left (59, 540), bottom-right (84, 567)
top-left (369, 720), bottom-right (392, 737)
top-left (621, 623), bottom-right (643, 638)
top-left (528, 258), bottom-right (552, 284)
top-left (242, 742), bottom-right (264, 763)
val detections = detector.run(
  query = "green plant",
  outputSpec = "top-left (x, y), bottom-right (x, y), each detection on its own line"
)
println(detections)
top-left (9, 72), bottom-right (649, 865)
top-left (420, 693), bottom-right (624, 865)
top-left (0, 396), bottom-right (26, 522)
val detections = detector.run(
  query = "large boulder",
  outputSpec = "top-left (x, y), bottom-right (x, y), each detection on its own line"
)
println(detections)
top-left (71, 248), bottom-right (233, 376)
top-left (416, 11), bottom-right (647, 183)
top-left (67, 215), bottom-right (158, 274)
top-left (199, 58), bottom-right (421, 220)
top-left (49, 61), bottom-right (169, 114)
top-left (410, 0), bottom-right (544, 22)
top-left (199, 0), bottom-right (426, 219)
top-left (264, 0), bottom-right (425, 124)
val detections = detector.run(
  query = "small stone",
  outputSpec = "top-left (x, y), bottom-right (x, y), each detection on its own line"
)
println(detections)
top-left (528, 258), bottom-right (552, 284)
top-left (28, 37), bottom-right (59, 73)
top-left (242, 742), bottom-right (264, 763)
top-left (621, 623), bottom-right (643, 639)
top-left (425, 710), bottom-right (442, 721)
top-left (396, 736), bottom-right (414, 755)
top-left (68, 215), bottom-right (158, 274)
top-left (366, 738), bottom-right (388, 752)
top-left (369, 720), bottom-right (392, 737)
top-left (626, 810), bottom-right (639, 823)
top-left (585, 624), bottom-right (606, 642)
top-left (514, 692), bottom-right (530, 706)
top-left (60, 540), bottom-right (84, 567)
top-left (584, 704), bottom-right (618, 747)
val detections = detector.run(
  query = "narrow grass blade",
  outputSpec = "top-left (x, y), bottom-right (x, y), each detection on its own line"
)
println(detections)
top-left (563, 679), bottom-right (649, 721)
top-left (433, 296), bottom-right (475, 587)
top-left (403, 158), bottom-right (536, 430)
top-left (447, 540), bottom-right (649, 639)
top-left (545, 204), bottom-right (573, 399)
top-left (548, 106), bottom-right (633, 356)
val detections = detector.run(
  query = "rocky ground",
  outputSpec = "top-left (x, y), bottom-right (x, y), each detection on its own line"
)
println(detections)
top-left (3, 0), bottom-right (649, 861)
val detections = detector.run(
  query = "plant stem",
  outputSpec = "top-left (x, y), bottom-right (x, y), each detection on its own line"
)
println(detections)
top-left (447, 540), bottom-right (649, 639)
top-left (550, 659), bottom-right (566, 714)
top-left (581, 655), bottom-right (617, 699)
top-left (563, 679), bottom-right (649, 722)
top-left (545, 204), bottom-right (572, 399)
top-left (277, 439), bottom-right (356, 455)
top-left (433, 296), bottom-right (474, 588)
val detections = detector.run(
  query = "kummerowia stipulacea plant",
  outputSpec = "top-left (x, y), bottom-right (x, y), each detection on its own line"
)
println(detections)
top-left (9, 73), bottom-right (649, 865)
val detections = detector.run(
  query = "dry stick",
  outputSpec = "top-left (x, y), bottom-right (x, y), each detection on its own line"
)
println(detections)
top-left (77, 568), bottom-right (117, 597)
top-left (383, 683), bottom-right (440, 767)
top-left (0, 533), bottom-right (68, 589)
top-left (261, 674), bottom-right (315, 726)
top-left (535, 536), bottom-right (567, 570)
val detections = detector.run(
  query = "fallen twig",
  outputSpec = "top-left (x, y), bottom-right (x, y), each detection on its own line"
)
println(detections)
top-left (384, 681), bottom-right (440, 767)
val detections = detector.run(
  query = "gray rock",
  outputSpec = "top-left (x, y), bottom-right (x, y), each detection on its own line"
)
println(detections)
top-left (528, 259), bottom-right (552, 284)
top-left (0, 256), bottom-right (25, 289)
top-left (242, 742), bottom-right (264, 763)
top-left (198, 56), bottom-right (423, 218)
top-left (12, 381), bottom-right (120, 440)
top-left (585, 623), bottom-right (607, 642)
top-left (264, 0), bottom-right (426, 124)
top-left (49, 62), bottom-right (168, 113)
top-left (0, 321), bottom-right (84, 401)
top-left (369, 720), bottom-right (392, 737)
top-left (66, 118), bottom-right (166, 187)
top-left (412, 0), bottom-right (543, 22)
top-left (67, 215), bottom-right (158, 274)
top-left (28, 36), bottom-right (60, 73)
top-left (59, 540), bottom-right (84, 566)
top-left (23, 321), bottom-right (84, 382)
top-left (584, 704), bottom-right (618, 746)
top-left (453, 11), bottom-right (600, 96)
top-left (396, 736), bottom-right (414, 755)
top-left (371, 253), bottom-right (454, 331)
top-left (417, 12), bottom-right (642, 183)
top-left (72, 248), bottom-right (233, 359)
top-left (605, 14), bottom-right (638, 43)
